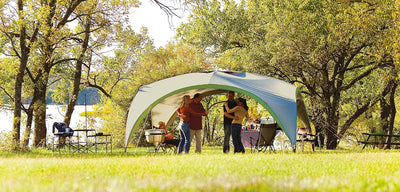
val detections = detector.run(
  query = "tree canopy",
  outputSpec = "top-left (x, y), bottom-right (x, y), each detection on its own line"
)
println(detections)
top-left (177, 0), bottom-right (399, 149)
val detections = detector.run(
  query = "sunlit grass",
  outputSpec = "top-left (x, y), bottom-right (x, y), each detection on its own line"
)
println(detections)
top-left (1, 147), bottom-right (400, 191)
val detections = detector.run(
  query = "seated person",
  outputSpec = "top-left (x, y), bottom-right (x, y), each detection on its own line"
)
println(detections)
top-left (52, 122), bottom-right (74, 136)
top-left (158, 121), bottom-right (179, 147)
top-left (297, 127), bottom-right (310, 135)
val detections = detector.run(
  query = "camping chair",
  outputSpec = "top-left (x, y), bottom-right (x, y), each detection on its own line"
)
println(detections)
top-left (252, 123), bottom-right (277, 152)
top-left (159, 142), bottom-right (177, 153)
top-left (296, 127), bottom-right (321, 152)
top-left (52, 122), bottom-right (74, 152)
top-left (156, 129), bottom-right (179, 153)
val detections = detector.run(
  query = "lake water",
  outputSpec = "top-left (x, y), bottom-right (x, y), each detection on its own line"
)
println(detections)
top-left (0, 105), bottom-right (93, 135)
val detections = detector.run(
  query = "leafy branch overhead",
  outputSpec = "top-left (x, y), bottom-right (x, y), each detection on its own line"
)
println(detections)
top-left (177, 0), bottom-right (399, 149)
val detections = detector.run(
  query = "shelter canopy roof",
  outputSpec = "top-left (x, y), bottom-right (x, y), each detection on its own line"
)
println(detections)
top-left (125, 71), bottom-right (310, 148)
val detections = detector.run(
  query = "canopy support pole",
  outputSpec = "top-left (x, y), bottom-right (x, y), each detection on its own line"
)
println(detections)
top-left (135, 108), bottom-right (151, 149)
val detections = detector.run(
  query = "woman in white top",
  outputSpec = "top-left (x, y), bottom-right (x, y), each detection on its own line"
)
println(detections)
top-left (224, 97), bottom-right (248, 153)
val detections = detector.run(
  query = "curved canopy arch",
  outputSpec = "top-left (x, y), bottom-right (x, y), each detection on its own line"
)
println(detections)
top-left (125, 71), bottom-right (311, 148)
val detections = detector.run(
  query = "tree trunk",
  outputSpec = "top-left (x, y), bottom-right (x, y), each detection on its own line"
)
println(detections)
top-left (64, 61), bottom-right (82, 125)
top-left (22, 93), bottom-right (37, 148)
top-left (33, 100), bottom-right (47, 147)
top-left (22, 109), bottom-right (34, 149)
top-left (325, 104), bottom-right (339, 149)
top-left (211, 116), bottom-right (217, 143)
top-left (384, 81), bottom-right (397, 149)
top-left (33, 74), bottom-right (49, 147)
top-left (32, 0), bottom-right (55, 147)
top-left (380, 97), bottom-right (390, 133)
top-left (13, 59), bottom-right (25, 150)
top-left (12, 0), bottom-right (29, 150)
top-left (203, 119), bottom-right (209, 145)
top-left (64, 21), bottom-right (90, 125)
top-left (325, 122), bottom-right (338, 149)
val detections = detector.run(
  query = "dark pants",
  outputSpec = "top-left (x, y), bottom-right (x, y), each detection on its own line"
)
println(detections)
top-left (231, 123), bottom-right (245, 153)
top-left (223, 122), bottom-right (232, 153)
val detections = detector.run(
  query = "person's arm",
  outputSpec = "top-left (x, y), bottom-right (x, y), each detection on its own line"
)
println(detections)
top-left (224, 102), bottom-right (238, 120)
top-left (224, 102), bottom-right (238, 114)
top-left (188, 108), bottom-right (209, 116)
top-left (224, 112), bottom-right (235, 119)
top-left (177, 107), bottom-right (189, 120)
top-left (200, 105), bottom-right (206, 113)
top-left (245, 112), bottom-right (249, 123)
top-left (166, 130), bottom-right (174, 140)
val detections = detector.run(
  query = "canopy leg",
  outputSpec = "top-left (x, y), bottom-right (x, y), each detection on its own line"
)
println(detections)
top-left (135, 108), bottom-right (151, 149)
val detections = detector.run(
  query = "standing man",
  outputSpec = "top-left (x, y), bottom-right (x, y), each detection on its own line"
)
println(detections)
top-left (223, 91), bottom-right (237, 153)
top-left (189, 93), bottom-right (206, 153)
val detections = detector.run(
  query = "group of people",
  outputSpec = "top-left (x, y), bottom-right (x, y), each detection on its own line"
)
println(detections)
top-left (158, 93), bottom-right (209, 154)
top-left (223, 91), bottom-right (248, 153)
top-left (158, 91), bottom-right (249, 154)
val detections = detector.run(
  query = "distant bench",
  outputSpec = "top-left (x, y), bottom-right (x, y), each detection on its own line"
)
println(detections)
top-left (361, 133), bottom-right (400, 150)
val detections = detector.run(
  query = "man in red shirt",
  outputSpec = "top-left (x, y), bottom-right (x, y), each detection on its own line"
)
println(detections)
top-left (189, 93), bottom-right (206, 153)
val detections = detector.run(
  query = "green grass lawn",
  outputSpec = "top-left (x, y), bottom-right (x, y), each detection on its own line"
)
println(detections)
top-left (1, 146), bottom-right (399, 192)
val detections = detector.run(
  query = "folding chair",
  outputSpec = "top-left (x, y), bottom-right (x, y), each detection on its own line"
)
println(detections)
top-left (296, 127), bottom-right (321, 152)
top-left (253, 123), bottom-right (277, 152)
top-left (159, 142), bottom-right (177, 153)
top-left (52, 122), bottom-right (74, 153)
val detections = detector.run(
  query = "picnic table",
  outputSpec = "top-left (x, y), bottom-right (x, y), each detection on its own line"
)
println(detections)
top-left (241, 131), bottom-right (260, 148)
top-left (87, 133), bottom-right (112, 153)
top-left (361, 133), bottom-right (400, 150)
top-left (71, 129), bottom-right (96, 153)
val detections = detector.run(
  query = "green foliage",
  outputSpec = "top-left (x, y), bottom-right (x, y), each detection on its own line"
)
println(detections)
top-left (89, 99), bottom-right (127, 148)
top-left (0, 131), bottom-right (14, 152)
top-left (134, 42), bottom-right (208, 85)
top-left (50, 80), bottom-right (71, 105)
top-left (105, 40), bottom-right (211, 134)
top-left (246, 97), bottom-right (271, 122)
top-left (0, 0), bottom-right (140, 148)
top-left (83, 27), bottom-right (152, 109)
top-left (178, 0), bottom-right (398, 149)
top-left (0, 58), bottom-right (18, 105)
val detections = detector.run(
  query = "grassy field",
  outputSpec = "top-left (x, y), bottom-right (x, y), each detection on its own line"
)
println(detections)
top-left (0, 146), bottom-right (399, 192)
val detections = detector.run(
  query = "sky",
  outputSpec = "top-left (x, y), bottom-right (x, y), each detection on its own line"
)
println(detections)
top-left (129, 0), bottom-right (189, 47)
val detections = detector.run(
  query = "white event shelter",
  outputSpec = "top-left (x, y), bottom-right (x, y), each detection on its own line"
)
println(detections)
top-left (125, 71), bottom-right (311, 149)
